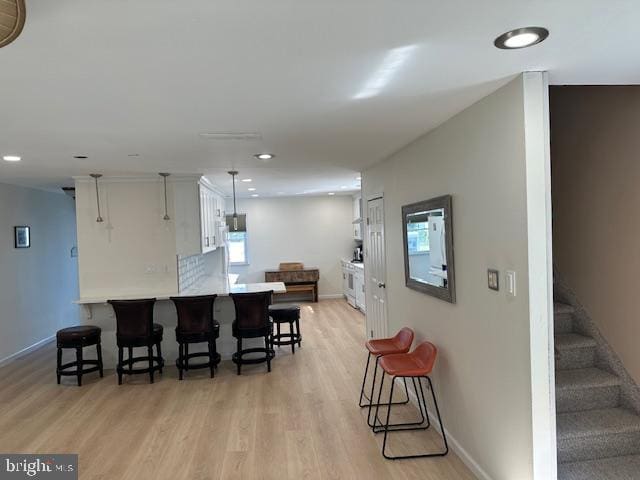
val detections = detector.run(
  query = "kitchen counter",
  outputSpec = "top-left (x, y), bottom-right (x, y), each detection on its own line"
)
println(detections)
top-left (75, 274), bottom-right (286, 305)
top-left (341, 259), bottom-right (364, 269)
top-left (74, 275), bottom-right (287, 368)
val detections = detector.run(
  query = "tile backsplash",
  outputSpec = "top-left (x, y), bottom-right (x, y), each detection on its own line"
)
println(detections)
top-left (178, 254), bottom-right (206, 292)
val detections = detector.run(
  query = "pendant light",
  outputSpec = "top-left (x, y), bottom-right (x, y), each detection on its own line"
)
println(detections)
top-left (89, 174), bottom-right (104, 223)
top-left (228, 170), bottom-right (239, 231)
top-left (159, 173), bottom-right (171, 220)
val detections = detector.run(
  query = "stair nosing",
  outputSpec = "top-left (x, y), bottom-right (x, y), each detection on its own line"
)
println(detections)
top-left (555, 367), bottom-right (622, 391)
top-left (555, 333), bottom-right (597, 350)
top-left (557, 408), bottom-right (640, 440)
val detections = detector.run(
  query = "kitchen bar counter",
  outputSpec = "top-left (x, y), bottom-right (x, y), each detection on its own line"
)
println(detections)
top-left (75, 274), bottom-right (286, 305)
top-left (73, 275), bottom-right (287, 368)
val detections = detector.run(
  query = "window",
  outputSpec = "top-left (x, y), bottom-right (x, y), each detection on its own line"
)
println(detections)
top-left (228, 231), bottom-right (249, 265)
top-left (407, 221), bottom-right (430, 254)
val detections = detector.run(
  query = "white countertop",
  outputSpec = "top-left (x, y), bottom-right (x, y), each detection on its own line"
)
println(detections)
top-left (342, 258), bottom-right (364, 269)
top-left (75, 274), bottom-right (286, 305)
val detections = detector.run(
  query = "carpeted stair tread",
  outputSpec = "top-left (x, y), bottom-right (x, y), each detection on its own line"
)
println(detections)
top-left (555, 303), bottom-right (575, 315)
top-left (557, 408), bottom-right (640, 440)
top-left (558, 454), bottom-right (640, 480)
top-left (555, 333), bottom-right (597, 351)
top-left (556, 368), bottom-right (621, 391)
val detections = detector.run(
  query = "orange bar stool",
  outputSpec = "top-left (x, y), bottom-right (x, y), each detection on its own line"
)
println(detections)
top-left (359, 328), bottom-right (414, 426)
top-left (373, 341), bottom-right (449, 460)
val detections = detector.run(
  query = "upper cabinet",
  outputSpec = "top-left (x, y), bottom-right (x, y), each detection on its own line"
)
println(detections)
top-left (174, 176), bottom-right (226, 256)
top-left (353, 194), bottom-right (363, 241)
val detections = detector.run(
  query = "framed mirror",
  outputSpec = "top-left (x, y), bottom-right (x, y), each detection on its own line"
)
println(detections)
top-left (402, 195), bottom-right (455, 303)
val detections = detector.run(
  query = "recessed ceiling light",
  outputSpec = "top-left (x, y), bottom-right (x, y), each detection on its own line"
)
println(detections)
top-left (73, 155), bottom-right (88, 159)
top-left (3, 155), bottom-right (21, 162)
top-left (251, 194), bottom-right (259, 197)
top-left (247, 187), bottom-right (256, 191)
top-left (241, 178), bottom-right (252, 182)
top-left (328, 192), bottom-right (335, 196)
top-left (494, 27), bottom-right (549, 50)
top-left (254, 153), bottom-right (274, 160)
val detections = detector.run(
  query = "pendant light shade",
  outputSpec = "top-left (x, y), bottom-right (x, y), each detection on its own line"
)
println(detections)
top-left (89, 174), bottom-right (104, 223)
top-left (228, 170), bottom-right (240, 231)
top-left (159, 173), bottom-right (171, 220)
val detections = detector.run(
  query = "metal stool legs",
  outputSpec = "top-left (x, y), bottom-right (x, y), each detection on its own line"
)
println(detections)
top-left (359, 352), bottom-right (410, 427)
top-left (372, 373), bottom-right (449, 460)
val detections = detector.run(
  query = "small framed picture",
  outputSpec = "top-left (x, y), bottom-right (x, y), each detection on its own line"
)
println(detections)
top-left (14, 226), bottom-right (30, 248)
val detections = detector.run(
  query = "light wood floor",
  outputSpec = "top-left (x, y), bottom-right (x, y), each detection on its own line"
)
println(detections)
top-left (0, 299), bottom-right (475, 480)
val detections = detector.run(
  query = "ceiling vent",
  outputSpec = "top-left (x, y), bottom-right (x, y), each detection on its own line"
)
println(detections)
top-left (198, 132), bottom-right (262, 141)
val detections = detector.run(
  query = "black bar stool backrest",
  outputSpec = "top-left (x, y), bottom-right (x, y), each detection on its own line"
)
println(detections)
top-left (230, 291), bottom-right (273, 331)
top-left (171, 295), bottom-right (217, 334)
top-left (108, 298), bottom-right (156, 341)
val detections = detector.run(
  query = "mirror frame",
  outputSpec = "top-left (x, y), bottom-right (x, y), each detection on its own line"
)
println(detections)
top-left (401, 194), bottom-right (456, 303)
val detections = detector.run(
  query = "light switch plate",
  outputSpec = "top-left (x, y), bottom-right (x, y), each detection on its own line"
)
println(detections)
top-left (487, 269), bottom-right (499, 291)
top-left (506, 270), bottom-right (517, 296)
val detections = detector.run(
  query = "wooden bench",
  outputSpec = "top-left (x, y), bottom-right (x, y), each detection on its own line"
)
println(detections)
top-left (265, 263), bottom-right (319, 302)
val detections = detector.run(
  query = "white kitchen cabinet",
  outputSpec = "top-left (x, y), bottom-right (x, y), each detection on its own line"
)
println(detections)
top-left (173, 176), bottom-right (225, 256)
top-left (353, 194), bottom-right (363, 241)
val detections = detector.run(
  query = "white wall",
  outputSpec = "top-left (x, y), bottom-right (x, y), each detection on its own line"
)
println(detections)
top-left (362, 74), bottom-right (554, 480)
top-left (0, 183), bottom-right (80, 364)
top-left (75, 178), bottom-right (178, 299)
top-left (230, 196), bottom-right (355, 297)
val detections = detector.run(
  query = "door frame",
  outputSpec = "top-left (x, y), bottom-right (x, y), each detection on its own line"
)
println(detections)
top-left (364, 192), bottom-right (388, 338)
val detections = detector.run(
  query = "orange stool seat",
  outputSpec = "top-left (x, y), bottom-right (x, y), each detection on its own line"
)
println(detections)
top-left (365, 327), bottom-right (413, 356)
top-left (378, 342), bottom-right (437, 377)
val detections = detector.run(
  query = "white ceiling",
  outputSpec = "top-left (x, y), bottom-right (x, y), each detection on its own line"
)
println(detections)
top-left (1, 0), bottom-right (639, 196)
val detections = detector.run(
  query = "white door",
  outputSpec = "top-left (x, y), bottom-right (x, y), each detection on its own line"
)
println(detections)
top-left (365, 196), bottom-right (387, 339)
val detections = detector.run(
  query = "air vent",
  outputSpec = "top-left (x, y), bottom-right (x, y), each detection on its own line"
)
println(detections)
top-left (198, 132), bottom-right (262, 141)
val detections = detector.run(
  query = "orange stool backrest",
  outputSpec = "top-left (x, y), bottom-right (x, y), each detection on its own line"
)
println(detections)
top-left (393, 327), bottom-right (415, 353)
top-left (410, 341), bottom-right (438, 376)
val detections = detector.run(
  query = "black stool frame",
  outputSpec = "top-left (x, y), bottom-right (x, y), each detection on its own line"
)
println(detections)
top-left (231, 291), bottom-right (275, 375)
top-left (271, 318), bottom-right (302, 354)
top-left (176, 340), bottom-right (221, 380)
top-left (117, 343), bottom-right (164, 385)
top-left (372, 372), bottom-right (449, 460)
top-left (57, 342), bottom-right (103, 387)
top-left (359, 352), bottom-right (410, 427)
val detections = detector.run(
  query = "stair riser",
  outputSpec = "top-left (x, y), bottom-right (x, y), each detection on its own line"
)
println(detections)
top-left (554, 313), bottom-right (574, 334)
top-left (556, 386), bottom-right (620, 413)
top-left (558, 432), bottom-right (640, 463)
top-left (556, 347), bottom-right (596, 370)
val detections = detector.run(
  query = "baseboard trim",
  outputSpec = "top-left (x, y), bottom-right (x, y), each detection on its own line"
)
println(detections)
top-left (318, 294), bottom-right (345, 300)
top-left (0, 335), bottom-right (55, 368)
top-left (396, 378), bottom-right (494, 480)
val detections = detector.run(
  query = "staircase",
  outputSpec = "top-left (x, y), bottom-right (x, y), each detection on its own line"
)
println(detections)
top-left (555, 302), bottom-right (640, 479)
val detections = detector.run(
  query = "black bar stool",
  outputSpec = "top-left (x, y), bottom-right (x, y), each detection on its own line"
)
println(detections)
top-left (268, 304), bottom-right (302, 354)
top-left (230, 291), bottom-right (275, 375)
top-left (108, 298), bottom-right (165, 385)
top-left (170, 294), bottom-right (220, 380)
top-left (56, 326), bottom-right (103, 386)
